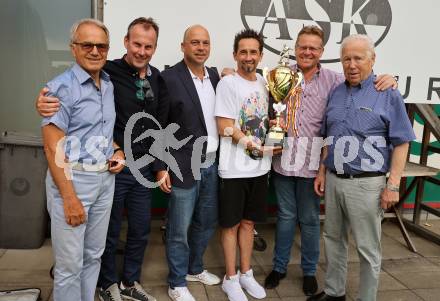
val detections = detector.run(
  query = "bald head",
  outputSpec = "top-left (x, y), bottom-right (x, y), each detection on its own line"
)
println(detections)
top-left (182, 24), bottom-right (209, 42)
top-left (181, 24), bottom-right (211, 68)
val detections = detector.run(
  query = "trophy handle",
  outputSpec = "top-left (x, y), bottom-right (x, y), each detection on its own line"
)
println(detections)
top-left (291, 71), bottom-right (303, 89)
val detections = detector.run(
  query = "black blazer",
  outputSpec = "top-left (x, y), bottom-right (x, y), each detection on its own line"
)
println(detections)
top-left (161, 60), bottom-right (220, 188)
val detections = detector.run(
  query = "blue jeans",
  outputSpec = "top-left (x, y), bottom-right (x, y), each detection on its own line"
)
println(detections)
top-left (272, 172), bottom-right (320, 276)
top-left (166, 164), bottom-right (218, 288)
top-left (98, 166), bottom-right (153, 289)
top-left (47, 170), bottom-right (115, 301)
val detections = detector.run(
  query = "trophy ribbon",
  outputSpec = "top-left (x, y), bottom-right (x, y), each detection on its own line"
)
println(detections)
top-left (285, 86), bottom-right (302, 137)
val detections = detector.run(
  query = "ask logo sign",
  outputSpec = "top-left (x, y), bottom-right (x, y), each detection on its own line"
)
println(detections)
top-left (241, 0), bottom-right (392, 63)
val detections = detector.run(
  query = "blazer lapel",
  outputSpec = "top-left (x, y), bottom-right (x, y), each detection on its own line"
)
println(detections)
top-left (176, 60), bottom-right (207, 132)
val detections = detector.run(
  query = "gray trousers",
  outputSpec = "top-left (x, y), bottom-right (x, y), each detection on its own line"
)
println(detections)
top-left (323, 171), bottom-right (385, 301)
top-left (46, 170), bottom-right (115, 301)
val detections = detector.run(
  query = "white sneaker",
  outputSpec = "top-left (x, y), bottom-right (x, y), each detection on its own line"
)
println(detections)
top-left (222, 274), bottom-right (248, 301)
top-left (167, 286), bottom-right (196, 301)
top-left (239, 269), bottom-right (266, 299)
top-left (186, 270), bottom-right (221, 285)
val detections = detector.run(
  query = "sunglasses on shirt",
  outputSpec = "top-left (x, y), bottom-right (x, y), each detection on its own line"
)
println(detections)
top-left (135, 78), bottom-right (155, 102)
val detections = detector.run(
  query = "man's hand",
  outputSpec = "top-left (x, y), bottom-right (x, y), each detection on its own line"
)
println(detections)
top-left (156, 170), bottom-right (172, 193)
top-left (380, 187), bottom-right (399, 210)
top-left (108, 150), bottom-right (125, 174)
top-left (36, 87), bottom-right (60, 117)
top-left (252, 145), bottom-right (283, 157)
top-left (221, 67), bottom-right (235, 77)
top-left (63, 196), bottom-right (86, 227)
top-left (314, 172), bottom-right (326, 197)
top-left (374, 74), bottom-right (398, 91)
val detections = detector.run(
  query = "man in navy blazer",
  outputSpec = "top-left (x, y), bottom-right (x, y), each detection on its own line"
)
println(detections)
top-left (156, 25), bottom-right (221, 301)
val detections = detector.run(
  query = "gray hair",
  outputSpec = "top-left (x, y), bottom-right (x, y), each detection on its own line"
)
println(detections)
top-left (340, 34), bottom-right (375, 59)
top-left (70, 18), bottom-right (110, 44)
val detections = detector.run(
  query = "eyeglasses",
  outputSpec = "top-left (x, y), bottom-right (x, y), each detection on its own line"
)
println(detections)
top-left (135, 78), bottom-right (155, 101)
top-left (295, 45), bottom-right (322, 53)
top-left (72, 42), bottom-right (109, 53)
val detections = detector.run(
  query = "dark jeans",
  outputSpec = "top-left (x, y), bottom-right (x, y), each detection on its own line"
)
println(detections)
top-left (272, 172), bottom-right (321, 276)
top-left (166, 163), bottom-right (218, 288)
top-left (98, 166), bottom-right (153, 289)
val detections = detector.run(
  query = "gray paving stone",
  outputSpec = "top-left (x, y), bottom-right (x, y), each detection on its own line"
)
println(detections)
top-left (187, 282), bottom-right (209, 301)
top-left (413, 288), bottom-right (440, 301)
top-left (0, 286), bottom-right (52, 301)
top-left (381, 239), bottom-right (419, 260)
top-left (0, 240), bottom-right (53, 270)
top-left (0, 270), bottom-right (52, 286)
top-left (408, 236), bottom-right (440, 257)
top-left (386, 271), bottom-right (440, 289)
top-left (375, 289), bottom-right (424, 301)
top-left (143, 285), bottom-right (168, 301)
top-left (427, 257), bottom-right (440, 266)
top-left (205, 283), bottom-right (229, 301)
top-left (381, 257), bottom-right (440, 273)
top-left (280, 297), bottom-right (308, 301)
top-left (346, 271), bottom-right (407, 295)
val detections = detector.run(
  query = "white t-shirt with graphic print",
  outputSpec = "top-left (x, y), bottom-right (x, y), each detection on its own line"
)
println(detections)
top-left (214, 73), bottom-right (271, 179)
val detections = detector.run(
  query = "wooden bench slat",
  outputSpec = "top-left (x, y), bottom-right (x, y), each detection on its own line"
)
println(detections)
top-left (393, 162), bottom-right (440, 177)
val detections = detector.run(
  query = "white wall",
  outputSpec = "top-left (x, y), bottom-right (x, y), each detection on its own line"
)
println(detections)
top-left (104, 0), bottom-right (440, 103)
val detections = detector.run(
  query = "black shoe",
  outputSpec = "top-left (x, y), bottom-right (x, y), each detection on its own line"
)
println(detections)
top-left (306, 291), bottom-right (346, 301)
top-left (303, 275), bottom-right (318, 296)
top-left (264, 270), bottom-right (286, 289)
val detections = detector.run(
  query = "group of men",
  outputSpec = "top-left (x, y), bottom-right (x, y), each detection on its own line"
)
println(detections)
top-left (38, 15), bottom-right (414, 301)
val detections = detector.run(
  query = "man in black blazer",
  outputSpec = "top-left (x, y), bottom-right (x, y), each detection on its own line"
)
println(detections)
top-left (156, 25), bottom-right (221, 301)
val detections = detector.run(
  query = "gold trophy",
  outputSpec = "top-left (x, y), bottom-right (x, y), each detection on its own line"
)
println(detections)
top-left (264, 45), bottom-right (303, 147)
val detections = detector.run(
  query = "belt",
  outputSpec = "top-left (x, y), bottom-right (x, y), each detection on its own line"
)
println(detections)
top-left (330, 170), bottom-right (385, 179)
top-left (71, 162), bottom-right (109, 173)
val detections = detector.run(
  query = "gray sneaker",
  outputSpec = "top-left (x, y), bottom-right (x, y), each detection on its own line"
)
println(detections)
top-left (98, 283), bottom-right (123, 301)
top-left (120, 281), bottom-right (156, 301)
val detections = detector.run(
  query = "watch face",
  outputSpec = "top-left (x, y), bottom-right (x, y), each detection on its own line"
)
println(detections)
top-left (251, 148), bottom-right (262, 159)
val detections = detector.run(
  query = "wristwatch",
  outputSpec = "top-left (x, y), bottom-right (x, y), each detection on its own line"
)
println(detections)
top-left (386, 183), bottom-right (400, 192)
top-left (248, 145), bottom-right (262, 160)
top-left (251, 147), bottom-right (261, 158)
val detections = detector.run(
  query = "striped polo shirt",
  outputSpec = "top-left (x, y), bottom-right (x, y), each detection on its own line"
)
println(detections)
top-left (272, 64), bottom-right (344, 178)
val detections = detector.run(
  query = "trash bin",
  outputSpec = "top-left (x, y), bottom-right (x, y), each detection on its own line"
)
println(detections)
top-left (0, 131), bottom-right (48, 249)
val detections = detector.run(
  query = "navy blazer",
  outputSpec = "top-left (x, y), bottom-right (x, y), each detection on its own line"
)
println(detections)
top-left (161, 60), bottom-right (220, 188)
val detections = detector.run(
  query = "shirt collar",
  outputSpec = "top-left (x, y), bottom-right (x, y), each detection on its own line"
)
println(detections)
top-left (121, 54), bottom-right (152, 77)
top-left (292, 63), bottom-right (321, 78)
top-left (188, 66), bottom-right (210, 80)
top-left (344, 72), bottom-right (375, 89)
top-left (71, 63), bottom-right (110, 84)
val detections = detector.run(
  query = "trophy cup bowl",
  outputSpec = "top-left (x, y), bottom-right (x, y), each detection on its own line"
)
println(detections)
top-left (265, 65), bottom-right (302, 147)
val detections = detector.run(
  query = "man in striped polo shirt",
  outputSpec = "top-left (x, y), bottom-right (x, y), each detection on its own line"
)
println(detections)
top-left (264, 26), bottom-right (397, 296)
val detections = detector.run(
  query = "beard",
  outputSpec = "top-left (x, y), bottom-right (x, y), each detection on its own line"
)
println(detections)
top-left (241, 62), bottom-right (256, 73)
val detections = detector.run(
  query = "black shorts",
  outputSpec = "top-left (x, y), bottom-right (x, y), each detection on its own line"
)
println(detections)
top-left (219, 173), bottom-right (269, 228)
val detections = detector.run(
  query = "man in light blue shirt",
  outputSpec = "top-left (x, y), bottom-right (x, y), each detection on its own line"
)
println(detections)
top-left (310, 35), bottom-right (415, 301)
top-left (42, 19), bottom-right (124, 301)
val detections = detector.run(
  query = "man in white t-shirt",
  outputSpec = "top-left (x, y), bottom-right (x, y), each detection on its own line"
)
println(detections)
top-left (215, 28), bottom-right (281, 301)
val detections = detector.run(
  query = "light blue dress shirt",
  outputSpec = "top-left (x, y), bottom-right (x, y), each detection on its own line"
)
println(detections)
top-left (42, 63), bottom-right (115, 164)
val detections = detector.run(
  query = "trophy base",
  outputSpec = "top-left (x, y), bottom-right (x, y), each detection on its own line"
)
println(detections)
top-left (265, 130), bottom-right (285, 148)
